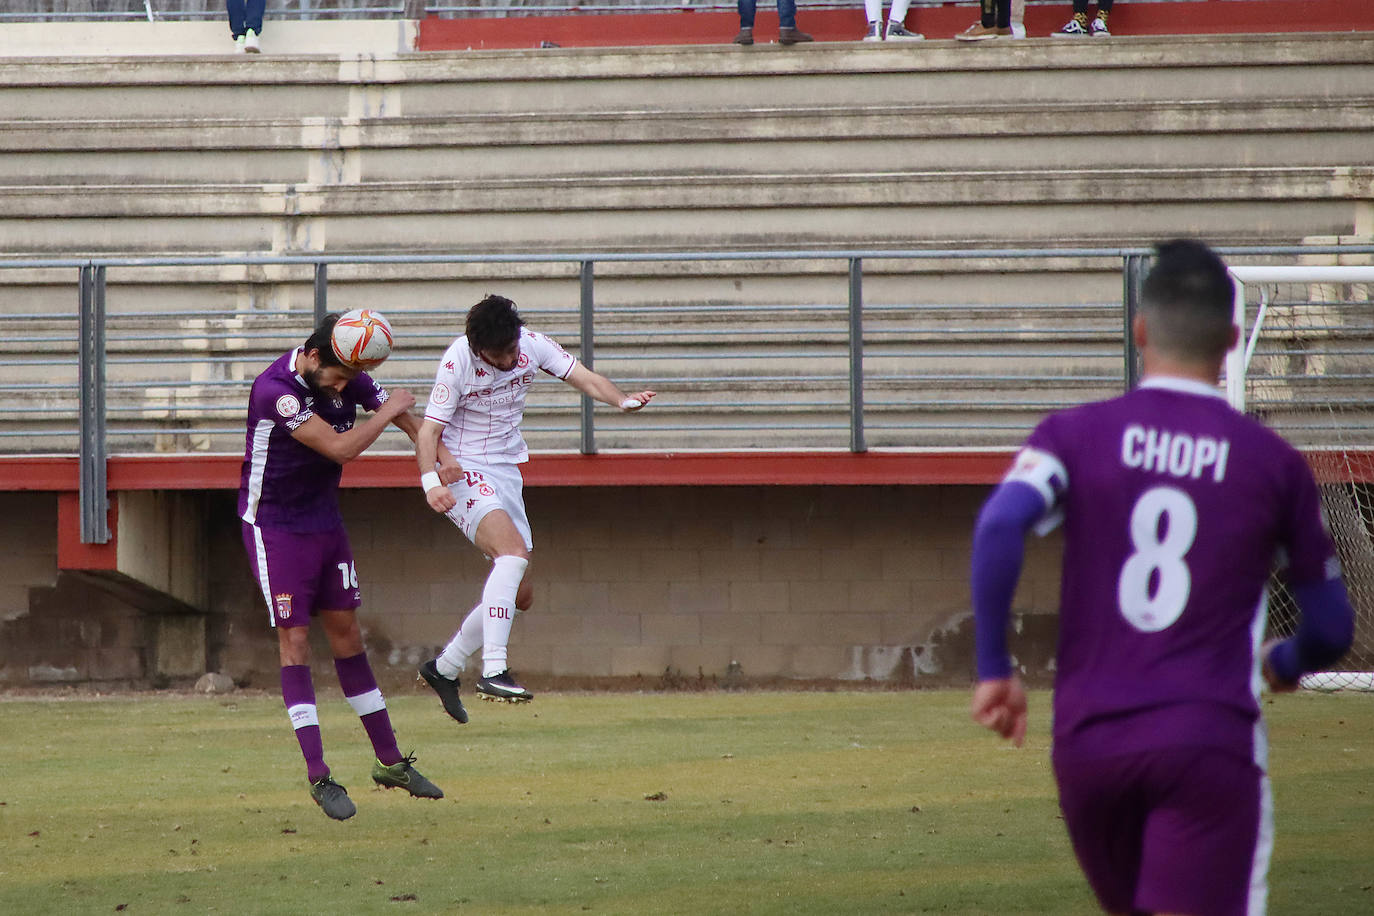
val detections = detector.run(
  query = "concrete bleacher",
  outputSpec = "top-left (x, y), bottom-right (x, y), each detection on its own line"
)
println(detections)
top-left (2, 29), bottom-right (1371, 460)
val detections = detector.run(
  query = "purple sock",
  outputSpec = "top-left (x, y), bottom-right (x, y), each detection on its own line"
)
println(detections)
top-left (334, 653), bottom-right (402, 766)
top-left (281, 665), bottom-right (329, 783)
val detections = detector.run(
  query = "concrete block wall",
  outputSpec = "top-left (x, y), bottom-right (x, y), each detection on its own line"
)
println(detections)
top-left (0, 482), bottom-right (1060, 687)
top-left (204, 483), bottom-right (1064, 687)
top-left (0, 493), bottom-right (58, 628)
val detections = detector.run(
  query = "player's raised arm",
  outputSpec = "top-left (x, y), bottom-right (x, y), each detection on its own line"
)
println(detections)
top-left (392, 410), bottom-right (460, 477)
top-left (562, 362), bottom-right (656, 411)
top-left (291, 388), bottom-right (414, 465)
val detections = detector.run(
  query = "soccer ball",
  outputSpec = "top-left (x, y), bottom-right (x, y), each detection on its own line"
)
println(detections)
top-left (331, 309), bottom-right (394, 370)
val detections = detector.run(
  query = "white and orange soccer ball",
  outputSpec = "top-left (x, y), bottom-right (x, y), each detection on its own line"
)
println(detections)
top-left (330, 308), bottom-right (394, 370)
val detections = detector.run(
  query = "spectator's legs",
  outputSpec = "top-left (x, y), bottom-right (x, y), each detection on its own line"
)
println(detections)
top-left (737, 0), bottom-right (757, 28)
top-left (889, 0), bottom-right (912, 25)
top-left (776, 0), bottom-right (797, 30)
top-left (996, 0), bottom-right (1011, 28)
top-left (245, 0), bottom-right (266, 34)
top-left (1089, 0), bottom-right (1111, 35)
top-left (226, 0), bottom-right (246, 37)
top-left (1056, 0), bottom-right (1091, 34)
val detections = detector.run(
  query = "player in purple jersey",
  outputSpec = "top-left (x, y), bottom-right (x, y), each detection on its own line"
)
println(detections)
top-left (240, 314), bottom-right (447, 820)
top-left (969, 240), bottom-right (1353, 916)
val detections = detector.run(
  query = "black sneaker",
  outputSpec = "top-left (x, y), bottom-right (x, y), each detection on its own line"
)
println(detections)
top-left (310, 774), bottom-right (357, 820)
top-left (418, 658), bottom-right (468, 724)
top-left (476, 669), bottom-right (534, 703)
top-left (372, 753), bottom-right (444, 799)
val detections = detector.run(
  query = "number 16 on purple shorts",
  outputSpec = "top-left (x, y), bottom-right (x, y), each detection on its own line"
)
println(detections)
top-left (242, 523), bottom-right (362, 628)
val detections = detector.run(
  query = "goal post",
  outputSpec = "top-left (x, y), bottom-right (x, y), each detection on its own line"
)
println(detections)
top-left (1227, 265), bottom-right (1374, 691)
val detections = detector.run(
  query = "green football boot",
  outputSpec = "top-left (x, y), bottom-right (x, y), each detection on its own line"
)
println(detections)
top-left (372, 753), bottom-right (444, 799)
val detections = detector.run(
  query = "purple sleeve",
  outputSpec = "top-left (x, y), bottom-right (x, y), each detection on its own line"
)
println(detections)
top-left (970, 481), bottom-right (1049, 681)
top-left (1279, 450), bottom-right (1339, 584)
top-left (1267, 578), bottom-right (1355, 684)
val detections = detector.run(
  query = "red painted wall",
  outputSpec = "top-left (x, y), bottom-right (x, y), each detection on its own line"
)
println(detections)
top-left (418, 0), bottom-right (1374, 50)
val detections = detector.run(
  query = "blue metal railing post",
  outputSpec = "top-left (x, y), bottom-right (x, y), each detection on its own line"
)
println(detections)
top-left (78, 264), bottom-right (110, 544)
top-left (314, 262), bottom-right (329, 326)
top-left (579, 260), bottom-right (596, 454)
top-left (848, 257), bottom-right (866, 453)
top-left (1122, 253), bottom-right (1150, 390)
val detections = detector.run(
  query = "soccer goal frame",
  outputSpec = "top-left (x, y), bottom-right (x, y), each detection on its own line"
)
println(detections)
top-left (1228, 265), bottom-right (1374, 691)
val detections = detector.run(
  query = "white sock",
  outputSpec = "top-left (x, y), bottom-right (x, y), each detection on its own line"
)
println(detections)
top-left (437, 603), bottom-right (485, 678)
top-left (480, 555), bottom-right (528, 678)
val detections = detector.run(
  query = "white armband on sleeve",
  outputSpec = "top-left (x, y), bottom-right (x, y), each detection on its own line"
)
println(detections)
top-left (1004, 447), bottom-right (1068, 535)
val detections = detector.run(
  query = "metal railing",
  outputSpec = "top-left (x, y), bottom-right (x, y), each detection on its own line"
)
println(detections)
top-left (2, 243), bottom-right (1372, 544)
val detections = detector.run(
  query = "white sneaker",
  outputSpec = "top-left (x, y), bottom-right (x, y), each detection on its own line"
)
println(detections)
top-left (243, 28), bottom-right (261, 53)
top-left (884, 21), bottom-right (925, 41)
top-left (1089, 15), bottom-right (1111, 37)
top-left (1054, 15), bottom-right (1089, 37)
top-left (862, 20), bottom-right (882, 42)
top-left (234, 34), bottom-right (246, 53)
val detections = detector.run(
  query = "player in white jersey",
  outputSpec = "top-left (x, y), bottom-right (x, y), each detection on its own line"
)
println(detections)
top-left (415, 294), bottom-right (656, 718)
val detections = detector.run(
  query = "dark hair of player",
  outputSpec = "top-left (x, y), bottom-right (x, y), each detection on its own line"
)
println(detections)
top-left (304, 314), bottom-right (345, 368)
top-left (1141, 239), bottom-right (1235, 363)
top-left (466, 294), bottom-right (525, 354)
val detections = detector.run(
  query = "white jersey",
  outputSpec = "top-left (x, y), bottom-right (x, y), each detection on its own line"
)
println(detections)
top-left (424, 326), bottom-right (577, 463)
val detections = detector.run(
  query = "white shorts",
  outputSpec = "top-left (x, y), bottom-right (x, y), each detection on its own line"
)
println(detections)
top-left (442, 460), bottom-right (533, 550)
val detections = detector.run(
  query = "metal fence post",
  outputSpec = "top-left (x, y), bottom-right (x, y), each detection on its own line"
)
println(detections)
top-left (848, 257), bottom-right (866, 453)
top-left (1122, 253), bottom-right (1149, 390)
top-left (579, 260), bottom-right (596, 455)
top-left (313, 262), bottom-right (328, 326)
top-left (78, 264), bottom-right (110, 544)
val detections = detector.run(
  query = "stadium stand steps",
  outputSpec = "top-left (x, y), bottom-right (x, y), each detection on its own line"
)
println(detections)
top-left (0, 33), bottom-right (1370, 452)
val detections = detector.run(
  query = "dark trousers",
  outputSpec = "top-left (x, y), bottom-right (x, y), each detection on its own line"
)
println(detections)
top-left (227, 0), bottom-right (266, 37)
top-left (738, 0), bottom-right (798, 30)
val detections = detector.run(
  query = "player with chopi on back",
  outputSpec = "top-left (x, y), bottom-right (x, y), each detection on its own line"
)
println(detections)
top-left (969, 240), bottom-right (1354, 916)
top-left (239, 309), bottom-right (445, 821)
top-left (415, 295), bottom-right (655, 721)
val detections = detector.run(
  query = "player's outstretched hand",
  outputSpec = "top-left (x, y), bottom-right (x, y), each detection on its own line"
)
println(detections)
top-left (1260, 638), bottom-right (1299, 693)
top-left (384, 387), bottom-right (417, 417)
top-left (971, 676), bottom-right (1028, 747)
top-left (619, 391), bottom-right (657, 411)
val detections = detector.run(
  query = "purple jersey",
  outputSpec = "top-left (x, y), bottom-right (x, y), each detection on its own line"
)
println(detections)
top-left (238, 347), bottom-right (388, 533)
top-left (1006, 376), bottom-right (1339, 760)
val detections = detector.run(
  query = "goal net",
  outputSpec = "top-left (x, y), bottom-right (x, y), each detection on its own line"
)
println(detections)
top-left (1227, 265), bottom-right (1374, 690)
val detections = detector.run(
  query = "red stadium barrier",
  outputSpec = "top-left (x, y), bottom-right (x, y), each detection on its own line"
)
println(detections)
top-left (417, 0), bottom-right (1373, 51)
top-left (0, 450), bottom-right (1018, 493)
top-left (6, 447), bottom-right (1369, 495)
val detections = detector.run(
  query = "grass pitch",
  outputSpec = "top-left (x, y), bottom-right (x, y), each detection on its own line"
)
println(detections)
top-left (1, 689), bottom-right (1370, 915)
